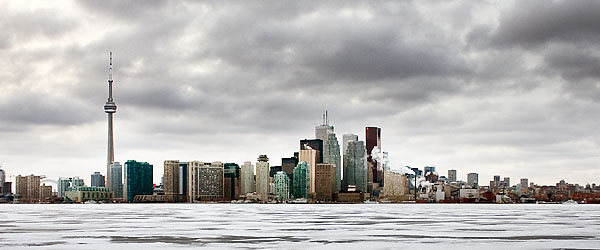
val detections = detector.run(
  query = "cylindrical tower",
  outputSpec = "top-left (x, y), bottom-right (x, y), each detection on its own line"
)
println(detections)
top-left (104, 52), bottom-right (117, 188)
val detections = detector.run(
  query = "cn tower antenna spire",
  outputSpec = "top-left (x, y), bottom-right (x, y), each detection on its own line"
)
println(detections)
top-left (104, 52), bottom-right (117, 189)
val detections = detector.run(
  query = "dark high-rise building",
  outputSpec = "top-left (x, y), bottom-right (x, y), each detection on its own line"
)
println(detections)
top-left (2, 182), bottom-right (12, 195)
top-left (124, 160), bottom-right (153, 202)
top-left (269, 166), bottom-right (282, 178)
top-left (300, 139), bottom-right (323, 163)
top-left (281, 155), bottom-right (298, 197)
top-left (224, 163), bottom-right (240, 201)
top-left (315, 163), bottom-right (336, 202)
top-left (365, 127), bottom-right (382, 184)
top-left (91, 172), bottom-right (105, 187)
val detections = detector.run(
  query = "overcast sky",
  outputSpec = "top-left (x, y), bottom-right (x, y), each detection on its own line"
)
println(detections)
top-left (2, 0), bottom-right (600, 187)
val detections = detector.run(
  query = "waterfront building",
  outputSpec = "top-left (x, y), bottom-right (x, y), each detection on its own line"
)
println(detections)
top-left (299, 149), bottom-right (319, 195)
top-left (0, 168), bottom-right (5, 193)
top-left (255, 155), bottom-right (270, 201)
top-left (104, 53), bottom-right (118, 188)
top-left (467, 173), bottom-right (479, 188)
top-left (293, 161), bottom-right (310, 199)
top-left (300, 139), bottom-right (323, 163)
top-left (91, 172), bottom-right (105, 187)
top-left (40, 184), bottom-right (53, 200)
top-left (224, 163), bottom-right (240, 201)
top-left (124, 160), bottom-right (153, 203)
top-left (493, 175), bottom-right (501, 189)
top-left (448, 169), bottom-right (457, 183)
top-left (323, 133), bottom-right (342, 192)
top-left (274, 171), bottom-right (290, 201)
top-left (15, 175), bottom-right (41, 202)
top-left (188, 161), bottom-right (224, 202)
top-left (110, 162), bottom-right (123, 199)
top-left (179, 162), bottom-right (188, 197)
top-left (383, 171), bottom-right (409, 201)
top-left (365, 127), bottom-right (382, 185)
top-left (164, 160), bottom-right (180, 202)
top-left (315, 163), bottom-right (336, 202)
top-left (343, 140), bottom-right (368, 192)
top-left (65, 186), bottom-right (113, 203)
top-left (240, 161), bottom-right (255, 195)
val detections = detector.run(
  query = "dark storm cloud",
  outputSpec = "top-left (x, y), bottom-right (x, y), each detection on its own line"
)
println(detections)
top-left (544, 45), bottom-right (600, 81)
top-left (489, 0), bottom-right (600, 48)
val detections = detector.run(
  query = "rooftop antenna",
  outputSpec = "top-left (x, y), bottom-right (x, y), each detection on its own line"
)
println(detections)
top-left (109, 52), bottom-right (113, 81)
top-left (326, 110), bottom-right (329, 125)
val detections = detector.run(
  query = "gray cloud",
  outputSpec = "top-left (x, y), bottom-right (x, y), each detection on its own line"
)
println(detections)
top-left (1, 1), bottom-right (600, 185)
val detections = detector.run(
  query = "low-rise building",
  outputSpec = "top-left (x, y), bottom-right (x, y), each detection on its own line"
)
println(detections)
top-left (65, 186), bottom-right (113, 203)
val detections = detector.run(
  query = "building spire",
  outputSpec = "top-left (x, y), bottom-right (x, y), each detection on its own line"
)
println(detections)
top-left (109, 52), bottom-right (113, 82)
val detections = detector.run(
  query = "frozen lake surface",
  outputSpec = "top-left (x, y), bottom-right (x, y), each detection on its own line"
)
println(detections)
top-left (0, 204), bottom-right (599, 249)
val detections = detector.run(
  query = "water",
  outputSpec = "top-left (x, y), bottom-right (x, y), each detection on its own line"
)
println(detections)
top-left (0, 204), bottom-right (599, 249)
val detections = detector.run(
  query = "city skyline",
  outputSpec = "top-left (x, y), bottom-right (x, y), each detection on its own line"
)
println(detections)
top-left (2, 1), bottom-right (600, 186)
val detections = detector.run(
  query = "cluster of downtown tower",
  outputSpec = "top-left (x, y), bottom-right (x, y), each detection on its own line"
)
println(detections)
top-left (2, 54), bottom-right (600, 204)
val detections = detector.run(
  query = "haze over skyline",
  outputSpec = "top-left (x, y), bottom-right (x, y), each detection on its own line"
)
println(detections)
top-left (1, 0), bottom-right (600, 186)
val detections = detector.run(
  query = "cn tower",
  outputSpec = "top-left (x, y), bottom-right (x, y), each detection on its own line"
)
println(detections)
top-left (104, 52), bottom-right (117, 187)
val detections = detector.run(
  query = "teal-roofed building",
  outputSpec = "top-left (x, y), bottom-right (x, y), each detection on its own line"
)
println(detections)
top-left (124, 160), bottom-right (153, 202)
top-left (293, 161), bottom-right (310, 199)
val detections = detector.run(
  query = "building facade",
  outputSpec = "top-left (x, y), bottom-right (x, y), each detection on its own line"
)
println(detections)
top-left (91, 172), bottom-right (105, 187)
top-left (15, 175), bottom-right (41, 202)
top-left (323, 133), bottom-right (341, 192)
top-left (448, 169), bottom-right (457, 183)
top-left (365, 127), bottom-right (382, 185)
top-left (467, 173), bottom-right (479, 188)
top-left (274, 171), bottom-right (290, 201)
top-left (124, 160), bottom-right (153, 202)
top-left (110, 162), bottom-right (123, 199)
top-left (164, 160), bottom-right (181, 202)
top-left (255, 155), bottom-right (270, 202)
top-left (224, 163), bottom-right (240, 201)
top-left (315, 163), bottom-right (335, 202)
top-left (383, 171), bottom-right (409, 201)
top-left (293, 161), bottom-right (310, 199)
top-left (240, 161), bottom-right (255, 196)
top-left (343, 140), bottom-right (368, 192)
top-left (299, 149), bottom-right (319, 195)
top-left (65, 186), bottom-right (113, 203)
top-left (188, 161), bottom-right (224, 202)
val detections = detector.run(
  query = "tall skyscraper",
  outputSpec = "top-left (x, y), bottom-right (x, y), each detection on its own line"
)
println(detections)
top-left (281, 155), bottom-right (298, 195)
top-left (293, 161), bottom-right (310, 199)
top-left (240, 161), bottom-right (255, 195)
top-left (299, 149), bottom-right (319, 195)
top-left (323, 133), bottom-right (341, 192)
top-left (104, 52), bottom-right (118, 188)
top-left (342, 134), bottom-right (359, 155)
top-left (179, 162), bottom-right (188, 197)
top-left (224, 163), bottom-right (240, 201)
top-left (164, 160), bottom-right (180, 202)
top-left (467, 173), bottom-right (479, 188)
top-left (91, 172), bottom-right (105, 187)
top-left (255, 155), bottom-right (270, 201)
top-left (124, 160), bottom-right (153, 202)
top-left (343, 140), bottom-right (367, 192)
top-left (365, 127), bottom-right (382, 184)
top-left (274, 171), bottom-right (290, 201)
top-left (448, 169), bottom-right (457, 183)
top-left (110, 162), bottom-right (123, 199)
top-left (493, 175), bottom-right (501, 188)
